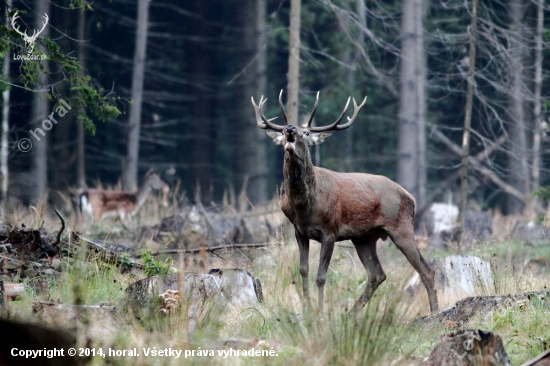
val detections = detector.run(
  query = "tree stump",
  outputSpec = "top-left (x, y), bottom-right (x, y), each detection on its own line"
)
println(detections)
top-left (424, 329), bottom-right (512, 366)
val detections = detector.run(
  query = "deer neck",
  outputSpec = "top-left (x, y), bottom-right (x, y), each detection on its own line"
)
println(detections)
top-left (283, 149), bottom-right (316, 209)
top-left (136, 183), bottom-right (153, 208)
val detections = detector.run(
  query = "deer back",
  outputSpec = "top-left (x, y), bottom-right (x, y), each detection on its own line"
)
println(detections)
top-left (80, 190), bottom-right (138, 220)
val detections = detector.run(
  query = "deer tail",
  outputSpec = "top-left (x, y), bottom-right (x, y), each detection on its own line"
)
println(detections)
top-left (78, 192), bottom-right (88, 214)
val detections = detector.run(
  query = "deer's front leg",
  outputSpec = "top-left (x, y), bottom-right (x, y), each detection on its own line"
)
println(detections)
top-left (316, 236), bottom-right (335, 313)
top-left (295, 230), bottom-right (311, 311)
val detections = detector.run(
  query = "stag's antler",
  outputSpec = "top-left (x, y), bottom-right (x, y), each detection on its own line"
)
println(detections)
top-left (253, 90), bottom-right (367, 132)
top-left (251, 95), bottom-right (285, 131)
top-left (309, 94), bottom-right (367, 132)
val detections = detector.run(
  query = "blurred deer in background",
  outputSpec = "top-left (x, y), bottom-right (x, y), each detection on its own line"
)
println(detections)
top-left (79, 169), bottom-right (169, 223)
top-left (251, 90), bottom-right (438, 315)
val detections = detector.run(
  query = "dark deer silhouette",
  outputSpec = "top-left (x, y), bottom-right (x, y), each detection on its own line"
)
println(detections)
top-left (251, 90), bottom-right (438, 315)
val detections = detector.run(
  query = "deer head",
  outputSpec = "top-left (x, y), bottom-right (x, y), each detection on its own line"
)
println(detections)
top-left (252, 90), bottom-right (367, 161)
top-left (11, 11), bottom-right (49, 54)
top-left (142, 169), bottom-right (169, 207)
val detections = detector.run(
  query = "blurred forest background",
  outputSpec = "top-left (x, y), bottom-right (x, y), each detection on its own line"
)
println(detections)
top-left (1, 0), bottom-right (550, 218)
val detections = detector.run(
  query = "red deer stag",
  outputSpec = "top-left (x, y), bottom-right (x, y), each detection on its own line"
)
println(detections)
top-left (251, 90), bottom-right (438, 315)
top-left (79, 169), bottom-right (169, 223)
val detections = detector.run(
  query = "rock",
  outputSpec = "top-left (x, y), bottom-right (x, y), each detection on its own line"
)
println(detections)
top-left (44, 268), bottom-right (55, 276)
top-left (23, 268), bottom-right (38, 279)
top-left (241, 218), bottom-right (271, 244)
top-left (520, 349), bottom-right (550, 366)
top-left (416, 203), bottom-right (492, 248)
top-left (512, 221), bottom-right (550, 242)
top-left (406, 255), bottom-right (495, 305)
top-left (430, 203), bottom-right (459, 234)
top-left (51, 258), bottom-right (61, 269)
top-left (463, 210), bottom-right (493, 242)
top-left (424, 329), bottom-right (512, 366)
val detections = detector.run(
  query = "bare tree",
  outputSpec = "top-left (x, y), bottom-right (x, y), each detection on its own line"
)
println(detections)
top-left (77, 9), bottom-right (87, 188)
top-left (397, 0), bottom-right (426, 208)
top-left (236, 0), bottom-right (268, 203)
top-left (287, 0), bottom-right (301, 126)
top-left (456, 0), bottom-right (478, 246)
top-left (124, 0), bottom-right (150, 190)
top-left (189, 1), bottom-right (214, 202)
top-left (531, 0), bottom-right (544, 213)
top-left (339, 0), bottom-right (366, 172)
top-left (505, 0), bottom-right (530, 214)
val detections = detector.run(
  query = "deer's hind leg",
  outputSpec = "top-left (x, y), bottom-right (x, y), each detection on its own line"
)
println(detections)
top-left (388, 225), bottom-right (438, 313)
top-left (350, 234), bottom-right (386, 315)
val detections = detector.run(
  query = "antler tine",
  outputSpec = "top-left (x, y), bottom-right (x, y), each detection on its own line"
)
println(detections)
top-left (309, 97), bottom-right (350, 132)
top-left (332, 96), bottom-right (367, 131)
top-left (305, 91), bottom-right (319, 128)
top-left (251, 96), bottom-right (285, 131)
top-left (278, 89), bottom-right (289, 126)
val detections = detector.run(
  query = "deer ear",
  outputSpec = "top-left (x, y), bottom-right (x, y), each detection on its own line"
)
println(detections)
top-left (266, 130), bottom-right (285, 145)
top-left (308, 132), bottom-right (333, 145)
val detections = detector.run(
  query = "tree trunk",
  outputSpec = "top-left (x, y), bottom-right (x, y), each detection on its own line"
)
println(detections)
top-left (287, 0), bottom-right (301, 126)
top-left (531, 0), bottom-right (544, 215)
top-left (236, 0), bottom-right (268, 204)
top-left (397, 0), bottom-right (425, 205)
top-left (31, 0), bottom-right (51, 203)
top-left (340, 0), bottom-right (365, 172)
top-left (77, 9), bottom-right (87, 188)
top-left (415, 0), bottom-right (426, 209)
top-left (189, 2), bottom-right (214, 202)
top-left (1, 0), bottom-right (12, 211)
top-left (124, 0), bottom-right (150, 190)
top-left (506, 0), bottom-right (529, 214)
top-left (50, 5), bottom-right (71, 191)
top-left (456, 0), bottom-right (478, 246)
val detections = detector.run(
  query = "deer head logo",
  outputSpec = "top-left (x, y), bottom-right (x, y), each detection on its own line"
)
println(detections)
top-left (11, 11), bottom-right (49, 55)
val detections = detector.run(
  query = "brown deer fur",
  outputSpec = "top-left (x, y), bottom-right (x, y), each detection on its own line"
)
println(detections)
top-left (79, 169), bottom-right (168, 222)
top-left (252, 91), bottom-right (438, 315)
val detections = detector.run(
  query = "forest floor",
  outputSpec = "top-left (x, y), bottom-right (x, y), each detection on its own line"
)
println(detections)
top-left (2, 199), bottom-right (550, 366)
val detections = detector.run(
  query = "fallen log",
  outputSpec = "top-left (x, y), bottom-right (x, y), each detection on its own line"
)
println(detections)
top-left (34, 301), bottom-right (116, 311)
top-left (417, 291), bottom-right (550, 327)
top-left (520, 349), bottom-right (550, 366)
top-left (148, 242), bottom-right (278, 256)
top-left (5, 283), bottom-right (24, 299)
top-left (77, 235), bottom-right (144, 269)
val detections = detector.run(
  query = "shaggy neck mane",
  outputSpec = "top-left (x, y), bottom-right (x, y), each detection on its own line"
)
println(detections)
top-left (283, 149), bottom-right (316, 208)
